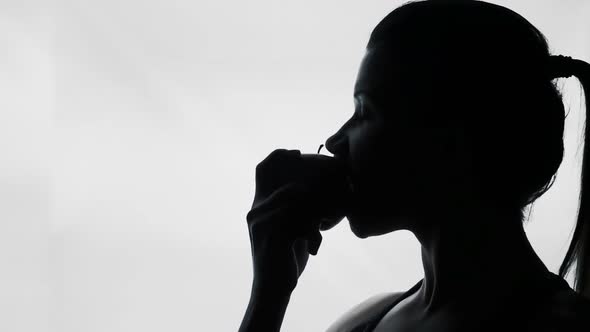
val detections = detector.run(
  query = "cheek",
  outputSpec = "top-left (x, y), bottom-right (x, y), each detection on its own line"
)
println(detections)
top-left (350, 138), bottom-right (419, 213)
top-left (351, 133), bottom-right (410, 188)
top-left (349, 126), bottom-right (388, 175)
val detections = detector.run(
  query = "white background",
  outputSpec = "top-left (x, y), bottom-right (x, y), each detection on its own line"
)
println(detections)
top-left (2, 0), bottom-right (589, 331)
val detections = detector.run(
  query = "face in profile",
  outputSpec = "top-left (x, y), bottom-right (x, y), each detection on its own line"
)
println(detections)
top-left (325, 46), bottom-right (456, 239)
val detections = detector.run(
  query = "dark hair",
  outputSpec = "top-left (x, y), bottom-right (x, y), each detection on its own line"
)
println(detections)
top-left (366, 0), bottom-right (590, 297)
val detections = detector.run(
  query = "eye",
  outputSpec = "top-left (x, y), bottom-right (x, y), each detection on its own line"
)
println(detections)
top-left (352, 98), bottom-right (365, 120)
top-left (354, 111), bottom-right (365, 122)
top-left (349, 110), bottom-right (361, 124)
top-left (356, 102), bottom-right (369, 121)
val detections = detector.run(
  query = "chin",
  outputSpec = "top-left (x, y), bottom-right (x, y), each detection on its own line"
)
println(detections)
top-left (349, 222), bottom-right (366, 238)
top-left (350, 225), bottom-right (371, 239)
top-left (347, 215), bottom-right (379, 239)
top-left (347, 214), bottom-right (404, 238)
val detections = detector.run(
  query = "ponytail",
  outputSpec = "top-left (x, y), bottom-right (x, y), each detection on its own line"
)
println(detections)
top-left (556, 56), bottom-right (590, 298)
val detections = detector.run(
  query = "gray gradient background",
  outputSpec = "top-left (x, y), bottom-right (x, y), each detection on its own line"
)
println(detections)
top-left (2, 0), bottom-right (590, 331)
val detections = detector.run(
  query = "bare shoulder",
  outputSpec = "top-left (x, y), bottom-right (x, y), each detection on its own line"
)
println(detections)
top-left (528, 288), bottom-right (590, 331)
top-left (547, 289), bottom-right (590, 329)
top-left (325, 292), bottom-right (405, 332)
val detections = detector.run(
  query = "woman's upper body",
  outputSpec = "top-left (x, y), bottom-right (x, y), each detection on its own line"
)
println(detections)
top-left (327, 272), bottom-right (590, 332)
top-left (240, 1), bottom-right (590, 332)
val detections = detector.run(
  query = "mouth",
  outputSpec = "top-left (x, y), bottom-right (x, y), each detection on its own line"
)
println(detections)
top-left (328, 153), bottom-right (355, 197)
top-left (346, 175), bottom-right (355, 194)
top-left (343, 174), bottom-right (357, 217)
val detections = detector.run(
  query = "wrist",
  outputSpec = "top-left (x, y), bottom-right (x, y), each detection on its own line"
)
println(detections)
top-left (252, 279), bottom-right (294, 299)
top-left (239, 280), bottom-right (292, 332)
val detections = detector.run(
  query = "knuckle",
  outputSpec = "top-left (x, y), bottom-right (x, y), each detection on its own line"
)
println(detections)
top-left (255, 159), bottom-right (271, 172)
top-left (256, 149), bottom-right (299, 172)
top-left (255, 162), bottom-right (264, 176)
top-left (248, 204), bottom-right (295, 226)
top-left (246, 204), bottom-right (277, 226)
top-left (247, 212), bottom-right (268, 232)
top-left (248, 217), bottom-right (263, 232)
top-left (261, 149), bottom-right (288, 166)
top-left (269, 148), bottom-right (290, 159)
top-left (246, 209), bottom-right (256, 224)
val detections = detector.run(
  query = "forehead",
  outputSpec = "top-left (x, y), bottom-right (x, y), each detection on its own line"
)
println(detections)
top-left (353, 46), bottom-right (426, 127)
top-left (354, 46), bottom-right (405, 97)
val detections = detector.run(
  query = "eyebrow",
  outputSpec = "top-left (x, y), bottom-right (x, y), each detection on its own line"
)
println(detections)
top-left (355, 90), bottom-right (379, 105)
top-left (353, 90), bottom-right (369, 98)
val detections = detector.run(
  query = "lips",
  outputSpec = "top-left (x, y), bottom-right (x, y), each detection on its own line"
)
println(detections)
top-left (346, 175), bottom-right (354, 194)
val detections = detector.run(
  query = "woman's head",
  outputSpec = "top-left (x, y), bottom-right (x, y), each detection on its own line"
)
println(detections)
top-left (325, 0), bottom-right (566, 238)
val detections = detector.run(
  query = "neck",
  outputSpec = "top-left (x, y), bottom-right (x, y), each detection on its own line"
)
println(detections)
top-left (409, 203), bottom-right (550, 313)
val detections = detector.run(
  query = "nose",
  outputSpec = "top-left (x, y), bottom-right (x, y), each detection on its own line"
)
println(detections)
top-left (324, 129), bottom-right (348, 160)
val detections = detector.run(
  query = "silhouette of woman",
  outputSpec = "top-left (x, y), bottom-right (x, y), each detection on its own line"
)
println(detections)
top-left (239, 1), bottom-right (590, 331)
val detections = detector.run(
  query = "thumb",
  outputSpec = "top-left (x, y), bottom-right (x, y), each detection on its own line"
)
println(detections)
top-left (307, 231), bottom-right (323, 256)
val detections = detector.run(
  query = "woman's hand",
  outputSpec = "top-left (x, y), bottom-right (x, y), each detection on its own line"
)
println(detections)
top-left (247, 181), bottom-right (321, 295)
top-left (246, 149), bottom-right (349, 295)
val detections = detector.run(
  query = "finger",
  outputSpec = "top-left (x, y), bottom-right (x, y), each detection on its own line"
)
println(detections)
top-left (258, 149), bottom-right (300, 167)
top-left (307, 231), bottom-right (322, 256)
top-left (248, 182), bottom-right (316, 223)
top-left (254, 149), bottom-right (302, 200)
top-left (292, 238), bottom-right (310, 276)
top-left (248, 201), bottom-right (322, 243)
